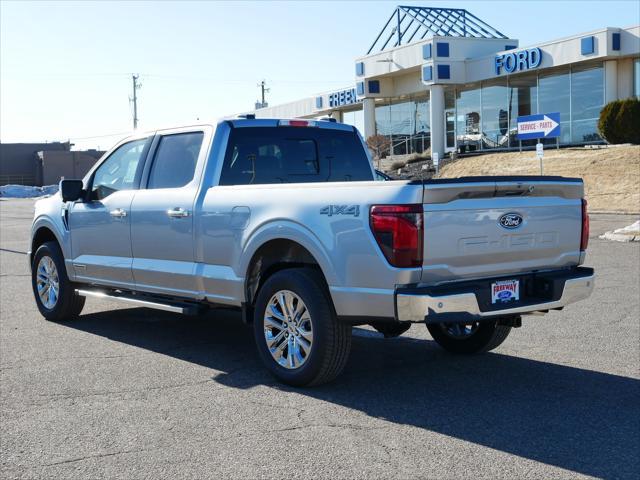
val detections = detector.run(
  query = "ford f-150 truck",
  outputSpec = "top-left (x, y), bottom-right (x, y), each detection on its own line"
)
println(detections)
top-left (29, 118), bottom-right (594, 386)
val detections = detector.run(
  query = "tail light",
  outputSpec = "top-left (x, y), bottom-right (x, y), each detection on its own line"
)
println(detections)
top-left (370, 204), bottom-right (423, 268)
top-left (581, 199), bottom-right (589, 251)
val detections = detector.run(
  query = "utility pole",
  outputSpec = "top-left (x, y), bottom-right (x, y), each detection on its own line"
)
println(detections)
top-left (130, 74), bottom-right (141, 129)
top-left (256, 80), bottom-right (269, 109)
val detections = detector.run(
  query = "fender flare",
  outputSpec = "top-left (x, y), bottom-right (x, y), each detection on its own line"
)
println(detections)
top-left (239, 219), bottom-right (339, 288)
top-left (30, 216), bottom-right (71, 274)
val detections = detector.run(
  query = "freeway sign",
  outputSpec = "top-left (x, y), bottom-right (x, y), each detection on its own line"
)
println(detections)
top-left (517, 112), bottom-right (561, 140)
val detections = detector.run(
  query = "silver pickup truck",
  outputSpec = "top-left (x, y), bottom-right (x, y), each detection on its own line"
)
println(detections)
top-left (29, 118), bottom-right (594, 386)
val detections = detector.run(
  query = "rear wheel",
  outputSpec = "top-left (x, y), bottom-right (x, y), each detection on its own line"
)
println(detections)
top-left (31, 241), bottom-right (85, 321)
top-left (426, 320), bottom-right (511, 354)
top-left (253, 268), bottom-right (351, 387)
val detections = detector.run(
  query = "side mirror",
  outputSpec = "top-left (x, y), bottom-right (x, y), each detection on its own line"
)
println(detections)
top-left (59, 179), bottom-right (84, 202)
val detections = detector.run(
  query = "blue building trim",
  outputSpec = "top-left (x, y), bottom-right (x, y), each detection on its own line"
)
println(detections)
top-left (437, 64), bottom-right (451, 80)
top-left (612, 32), bottom-right (621, 51)
top-left (505, 45), bottom-right (517, 51)
top-left (436, 42), bottom-right (450, 57)
top-left (356, 62), bottom-right (365, 76)
top-left (315, 96), bottom-right (323, 109)
top-left (356, 82), bottom-right (365, 96)
top-left (422, 43), bottom-right (432, 60)
top-left (581, 36), bottom-right (595, 55)
top-left (422, 65), bottom-right (433, 82)
top-left (368, 80), bottom-right (380, 94)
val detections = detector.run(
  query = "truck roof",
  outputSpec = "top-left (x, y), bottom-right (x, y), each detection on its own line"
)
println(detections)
top-left (226, 117), bottom-right (356, 132)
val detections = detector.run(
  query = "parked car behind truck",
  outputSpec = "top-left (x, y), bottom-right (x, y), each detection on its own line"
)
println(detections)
top-left (30, 118), bottom-right (594, 386)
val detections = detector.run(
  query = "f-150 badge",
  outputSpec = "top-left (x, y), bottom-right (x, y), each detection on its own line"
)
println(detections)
top-left (320, 205), bottom-right (360, 217)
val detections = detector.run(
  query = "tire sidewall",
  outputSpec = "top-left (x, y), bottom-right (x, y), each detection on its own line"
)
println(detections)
top-left (31, 242), bottom-right (73, 321)
top-left (253, 269), bottom-right (333, 386)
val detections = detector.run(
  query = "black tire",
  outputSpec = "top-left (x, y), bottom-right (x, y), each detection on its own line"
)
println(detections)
top-left (31, 241), bottom-right (85, 322)
top-left (253, 268), bottom-right (351, 387)
top-left (426, 320), bottom-right (511, 354)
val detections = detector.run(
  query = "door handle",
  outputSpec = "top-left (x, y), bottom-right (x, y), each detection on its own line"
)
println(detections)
top-left (109, 208), bottom-right (127, 218)
top-left (167, 207), bottom-right (190, 218)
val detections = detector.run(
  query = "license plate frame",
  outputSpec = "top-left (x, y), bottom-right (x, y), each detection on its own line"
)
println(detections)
top-left (491, 279), bottom-right (520, 304)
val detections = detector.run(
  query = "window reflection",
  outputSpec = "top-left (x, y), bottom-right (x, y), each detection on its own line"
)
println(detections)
top-left (508, 74), bottom-right (537, 147)
top-left (375, 96), bottom-right (431, 155)
top-left (571, 65), bottom-right (604, 143)
top-left (481, 77), bottom-right (509, 149)
top-left (539, 67), bottom-right (571, 145)
top-left (455, 85), bottom-right (481, 152)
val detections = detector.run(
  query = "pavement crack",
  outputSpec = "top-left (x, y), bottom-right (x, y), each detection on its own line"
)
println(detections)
top-left (38, 379), bottom-right (214, 401)
top-left (43, 447), bottom-right (154, 467)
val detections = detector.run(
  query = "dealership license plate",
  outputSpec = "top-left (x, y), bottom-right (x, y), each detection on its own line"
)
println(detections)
top-left (491, 279), bottom-right (520, 304)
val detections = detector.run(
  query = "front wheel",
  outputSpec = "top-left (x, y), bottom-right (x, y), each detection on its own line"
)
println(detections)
top-left (426, 320), bottom-right (511, 354)
top-left (31, 241), bottom-right (85, 322)
top-left (253, 268), bottom-right (351, 387)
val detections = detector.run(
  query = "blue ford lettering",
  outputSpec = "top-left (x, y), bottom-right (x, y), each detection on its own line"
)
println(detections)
top-left (495, 47), bottom-right (542, 75)
top-left (329, 88), bottom-right (358, 108)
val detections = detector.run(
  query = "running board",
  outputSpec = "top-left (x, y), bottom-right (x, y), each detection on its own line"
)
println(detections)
top-left (75, 289), bottom-right (200, 315)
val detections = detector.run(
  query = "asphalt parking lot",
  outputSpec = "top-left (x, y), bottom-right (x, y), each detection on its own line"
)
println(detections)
top-left (1, 197), bottom-right (638, 479)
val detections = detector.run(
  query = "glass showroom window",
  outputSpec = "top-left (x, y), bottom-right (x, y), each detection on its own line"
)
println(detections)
top-left (455, 84), bottom-right (481, 152)
top-left (538, 67), bottom-right (571, 145)
top-left (414, 97), bottom-right (431, 153)
top-left (374, 98), bottom-right (430, 155)
top-left (508, 73), bottom-right (538, 147)
top-left (481, 77), bottom-right (509, 150)
top-left (444, 88), bottom-right (456, 150)
top-left (571, 63), bottom-right (604, 144)
top-left (375, 101), bottom-right (392, 137)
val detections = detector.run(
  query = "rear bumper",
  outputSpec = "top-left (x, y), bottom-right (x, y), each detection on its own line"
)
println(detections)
top-left (396, 267), bottom-right (594, 323)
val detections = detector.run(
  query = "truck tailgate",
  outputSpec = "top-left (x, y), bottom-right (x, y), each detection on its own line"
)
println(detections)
top-left (421, 177), bottom-right (584, 283)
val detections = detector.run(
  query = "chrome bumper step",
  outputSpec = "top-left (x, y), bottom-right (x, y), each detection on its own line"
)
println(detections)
top-left (396, 270), bottom-right (595, 323)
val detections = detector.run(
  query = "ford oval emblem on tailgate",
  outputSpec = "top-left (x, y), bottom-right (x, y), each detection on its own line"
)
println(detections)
top-left (499, 213), bottom-right (523, 229)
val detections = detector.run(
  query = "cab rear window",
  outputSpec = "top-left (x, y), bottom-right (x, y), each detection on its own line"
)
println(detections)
top-left (219, 127), bottom-right (373, 185)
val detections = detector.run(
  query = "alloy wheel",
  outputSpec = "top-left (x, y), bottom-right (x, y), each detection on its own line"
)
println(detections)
top-left (263, 290), bottom-right (313, 369)
top-left (36, 256), bottom-right (59, 310)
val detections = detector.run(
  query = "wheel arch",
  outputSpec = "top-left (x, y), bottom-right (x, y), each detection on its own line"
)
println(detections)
top-left (244, 237), bottom-right (332, 308)
top-left (30, 223), bottom-right (62, 266)
top-left (240, 221), bottom-right (339, 307)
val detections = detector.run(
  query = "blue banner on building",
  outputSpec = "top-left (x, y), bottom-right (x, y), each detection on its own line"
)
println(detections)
top-left (517, 112), bottom-right (561, 140)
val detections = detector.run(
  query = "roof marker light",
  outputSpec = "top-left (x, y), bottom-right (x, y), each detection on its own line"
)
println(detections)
top-left (278, 119), bottom-right (317, 127)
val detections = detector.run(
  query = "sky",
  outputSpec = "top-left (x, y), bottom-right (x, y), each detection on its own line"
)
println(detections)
top-left (1, 0), bottom-right (639, 150)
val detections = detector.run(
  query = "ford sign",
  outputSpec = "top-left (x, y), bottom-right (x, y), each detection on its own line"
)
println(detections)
top-left (499, 213), bottom-right (523, 229)
top-left (495, 47), bottom-right (542, 75)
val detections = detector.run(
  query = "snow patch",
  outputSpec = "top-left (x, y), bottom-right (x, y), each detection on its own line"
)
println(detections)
top-left (599, 220), bottom-right (640, 242)
top-left (0, 184), bottom-right (58, 198)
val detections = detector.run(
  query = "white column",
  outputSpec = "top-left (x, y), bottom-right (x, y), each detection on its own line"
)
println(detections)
top-left (363, 98), bottom-right (376, 140)
top-left (429, 85), bottom-right (445, 159)
top-left (333, 110), bottom-right (344, 123)
top-left (604, 60), bottom-right (618, 103)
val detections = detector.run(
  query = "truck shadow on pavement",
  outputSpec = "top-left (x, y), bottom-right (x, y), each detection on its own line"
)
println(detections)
top-left (68, 307), bottom-right (639, 479)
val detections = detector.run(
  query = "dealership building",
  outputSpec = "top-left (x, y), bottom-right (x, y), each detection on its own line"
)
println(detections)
top-left (243, 6), bottom-right (640, 159)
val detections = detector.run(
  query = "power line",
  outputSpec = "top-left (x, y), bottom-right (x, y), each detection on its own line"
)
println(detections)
top-left (2, 71), bottom-right (352, 85)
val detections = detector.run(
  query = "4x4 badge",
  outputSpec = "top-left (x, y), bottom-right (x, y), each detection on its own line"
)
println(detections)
top-left (320, 205), bottom-right (360, 217)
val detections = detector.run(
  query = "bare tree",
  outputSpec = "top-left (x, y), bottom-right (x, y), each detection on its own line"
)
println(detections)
top-left (366, 134), bottom-right (391, 169)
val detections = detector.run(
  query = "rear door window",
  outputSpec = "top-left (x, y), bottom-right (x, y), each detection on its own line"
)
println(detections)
top-left (147, 131), bottom-right (204, 189)
top-left (219, 126), bottom-right (372, 185)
